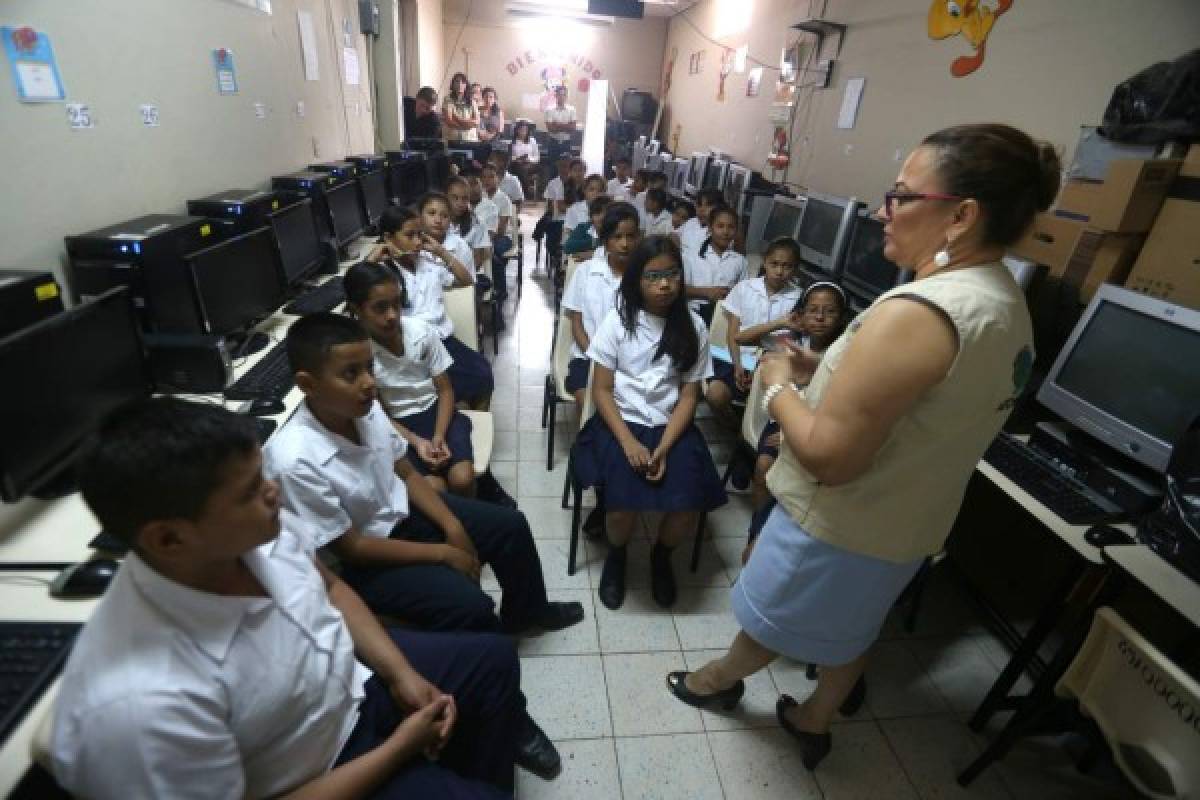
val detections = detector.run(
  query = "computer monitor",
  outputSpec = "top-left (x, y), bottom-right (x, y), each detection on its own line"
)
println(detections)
top-left (1038, 285), bottom-right (1200, 474)
top-left (761, 195), bottom-right (807, 243)
top-left (660, 158), bottom-right (677, 186)
top-left (185, 226), bottom-right (284, 339)
top-left (725, 164), bottom-right (751, 213)
top-left (326, 182), bottom-right (366, 246)
top-left (0, 287), bottom-right (150, 502)
top-left (670, 157), bottom-right (690, 193)
top-left (358, 170), bottom-right (389, 228)
top-left (686, 152), bottom-right (711, 193)
top-left (839, 211), bottom-right (901, 302)
top-left (269, 198), bottom-right (324, 287)
top-left (632, 140), bottom-right (647, 171)
top-left (795, 191), bottom-right (861, 275)
top-left (704, 159), bottom-right (730, 191)
top-left (647, 139), bottom-right (661, 156)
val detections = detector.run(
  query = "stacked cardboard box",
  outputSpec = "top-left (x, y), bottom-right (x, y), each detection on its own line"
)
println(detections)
top-left (1125, 143), bottom-right (1200, 311)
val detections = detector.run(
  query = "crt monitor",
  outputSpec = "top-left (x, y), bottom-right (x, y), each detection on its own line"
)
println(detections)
top-left (0, 287), bottom-right (150, 502)
top-left (1038, 284), bottom-right (1200, 474)
top-left (186, 226), bottom-right (284, 339)
top-left (795, 191), bottom-right (860, 274)
top-left (725, 164), bottom-right (751, 212)
top-left (359, 170), bottom-right (389, 228)
top-left (670, 157), bottom-right (689, 193)
top-left (704, 159), bottom-right (730, 191)
top-left (326, 181), bottom-right (366, 246)
top-left (839, 211), bottom-right (901, 301)
top-left (687, 152), bottom-right (711, 192)
top-left (762, 195), bottom-right (806, 243)
top-left (647, 139), bottom-right (661, 156)
top-left (269, 198), bottom-right (323, 287)
top-left (620, 89), bottom-right (657, 123)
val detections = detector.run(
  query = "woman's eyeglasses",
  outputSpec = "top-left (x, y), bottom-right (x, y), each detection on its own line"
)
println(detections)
top-left (883, 191), bottom-right (965, 220)
top-left (641, 268), bottom-right (682, 284)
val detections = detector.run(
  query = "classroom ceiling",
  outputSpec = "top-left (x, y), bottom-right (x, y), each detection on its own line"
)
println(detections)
top-left (444, 0), bottom-right (698, 24)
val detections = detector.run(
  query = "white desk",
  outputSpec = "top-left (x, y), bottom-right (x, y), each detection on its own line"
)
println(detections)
top-left (1104, 544), bottom-right (1200, 629)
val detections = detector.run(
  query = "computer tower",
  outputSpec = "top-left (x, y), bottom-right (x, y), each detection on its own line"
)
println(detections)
top-left (65, 214), bottom-right (214, 332)
top-left (272, 171), bottom-right (340, 244)
top-left (308, 161), bottom-right (359, 182)
top-left (187, 189), bottom-right (284, 237)
top-left (0, 270), bottom-right (65, 339)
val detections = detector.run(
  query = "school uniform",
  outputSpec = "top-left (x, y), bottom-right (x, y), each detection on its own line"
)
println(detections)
top-left (560, 254), bottom-right (622, 392)
top-left (403, 244), bottom-right (493, 405)
top-left (607, 176), bottom-right (632, 201)
top-left (473, 196), bottom-right (500, 237)
top-left (562, 222), bottom-right (598, 256)
top-left (486, 188), bottom-right (515, 297)
top-left (543, 177), bottom-right (567, 221)
top-left (50, 527), bottom-right (521, 799)
top-left (677, 216), bottom-right (707, 257)
top-left (562, 199), bottom-right (588, 237)
top-left (644, 209), bottom-right (673, 236)
top-left (632, 191), bottom-right (648, 228)
top-left (684, 242), bottom-right (748, 320)
top-left (372, 319), bottom-right (474, 477)
top-left (499, 170), bottom-right (526, 205)
top-left (713, 276), bottom-right (804, 395)
top-left (265, 400), bottom-right (551, 634)
top-left (572, 309), bottom-right (727, 513)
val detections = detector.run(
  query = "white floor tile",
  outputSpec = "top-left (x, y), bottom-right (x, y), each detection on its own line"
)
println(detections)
top-left (615, 733), bottom-right (724, 800)
top-left (595, 589), bottom-right (681, 652)
top-left (707, 728), bottom-right (824, 798)
top-left (908, 636), bottom-right (1003, 714)
top-left (492, 429), bottom-right (518, 461)
top-left (516, 738), bottom-right (621, 800)
top-left (518, 589), bottom-right (599, 656)
top-left (534, 539), bottom-right (592, 590)
top-left (520, 655), bottom-right (612, 740)
top-left (519, 460), bottom-right (571, 497)
top-left (683, 649), bottom-right (782, 731)
top-left (880, 716), bottom-right (1012, 799)
top-left (863, 641), bottom-right (949, 719)
top-left (518, 426), bottom-right (574, 464)
top-left (768, 658), bottom-right (820, 707)
top-left (516, 496), bottom-right (575, 539)
top-left (602, 652), bottom-right (704, 736)
top-left (814, 720), bottom-right (919, 800)
top-left (672, 587), bottom-right (740, 651)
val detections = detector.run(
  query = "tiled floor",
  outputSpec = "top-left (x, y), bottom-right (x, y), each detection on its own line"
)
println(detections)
top-left (486, 211), bottom-right (1130, 799)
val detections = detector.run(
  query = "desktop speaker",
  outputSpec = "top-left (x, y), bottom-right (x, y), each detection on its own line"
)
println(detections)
top-left (145, 334), bottom-right (232, 393)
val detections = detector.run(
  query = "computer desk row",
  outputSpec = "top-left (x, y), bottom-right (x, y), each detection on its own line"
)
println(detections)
top-left (0, 241), bottom-right (370, 795)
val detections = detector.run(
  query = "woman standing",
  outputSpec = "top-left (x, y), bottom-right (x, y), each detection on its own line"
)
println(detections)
top-left (442, 72), bottom-right (479, 143)
top-left (478, 87), bottom-right (505, 143)
top-left (666, 123), bottom-right (1055, 769)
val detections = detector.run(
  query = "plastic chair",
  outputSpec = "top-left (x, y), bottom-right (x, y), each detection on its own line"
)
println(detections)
top-left (958, 606), bottom-right (1200, 795)
top-left (542, 308), bottom-right (577, 470)
top-left (709, 300), bottom-right (730, 359)
top-left (443, 285), bottom-right (479, 351)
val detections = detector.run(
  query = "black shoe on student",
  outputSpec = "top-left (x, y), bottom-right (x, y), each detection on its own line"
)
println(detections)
top-left (515, 712), bottom-right (561, 780)
top-left (581, 507), bottom-right (606, 540)
top-left (533, 601), bottom-right (585, 631)
top-left (476, 471), bottom-right (518, 508)
top-left (597, 545), bottom-right (627, 610)
top-left (650, 542), bottom-right (677, 608)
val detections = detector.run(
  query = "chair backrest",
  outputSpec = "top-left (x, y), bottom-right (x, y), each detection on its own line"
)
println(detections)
top-left (551, 309), bottom-right (576, 401)
top-left (1056, 606), bottom-right (1200, 799)
top-left (741, 364), bottom-right (770, 449)
top-left (443, 286), bottom-right (479, 351)
top-left (578, 361), bottom-right (597, 429)
top-left (563, 256), bottom-right (583, 293)
top-left (708, 300), bottom-right (730, 353)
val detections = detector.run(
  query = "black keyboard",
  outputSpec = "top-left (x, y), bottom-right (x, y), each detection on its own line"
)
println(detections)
top-left (983, 433), bottom-right (1125, 525)
top-left (224, 341), bottom-right (293, 401)
top-left (0, 621), bottom-right (81, 745)
top-left (283, 280), bottom-right (345, 315)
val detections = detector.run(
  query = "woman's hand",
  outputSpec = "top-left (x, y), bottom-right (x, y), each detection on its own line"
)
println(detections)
top-left (622, 439), bottom-right (653, 474)
top-left (760, 343), bottom-right (821, 387)
top-left (414, 437), bottom-right (441, 468)
top-left (709, 286), bottom-right (731, 301)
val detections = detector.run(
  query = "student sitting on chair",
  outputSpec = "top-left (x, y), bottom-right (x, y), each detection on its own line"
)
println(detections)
top-left (705, 237), bottom-right (805, 434)
top-left (446, 176), bottom-right (491, 275)
top-left (643, 187), bottom-right (673, 236)
top-left (634, 171), bottom-right (668, 230)
top-left (676, 188), bottom-right (724, 257)
top-left (683, 204), bottom-right (747, 325)
top-left (562, 194), bottom-right (612, 260)
top-left (628, 168), bottom-right (649, 212)
top-left (51, 397), bottom-right (526, 799)
top-left (488, 148), bottom-right (526, 211)
top-left (607, 156), bottom-right (633, 201)
top-left (540, 154), bottom-right (573, 268)
top-left (571, 237), bottom-right (728, 610)
top-left (480, 164), bottom-right (515, 301)
top-left (671, 197), bottom-right (696, 232)
top-left (562, 174), bottom-right (607, 242)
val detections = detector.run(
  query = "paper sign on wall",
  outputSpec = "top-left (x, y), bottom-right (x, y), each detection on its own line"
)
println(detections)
top-left (297, 11), bottom-right (319, 81)
top-left (213, 48), bottom-right (238, 94)
top-left (66, 103), bottom-right (94, 130)
top-left (140, 104), bottom-right (160, 127)
top-left (2, 26), bottom-right (66, 102)
top-left (837, 77), bottom-right (865, 130)
top-left (343, 47), bottom-right (359, 86)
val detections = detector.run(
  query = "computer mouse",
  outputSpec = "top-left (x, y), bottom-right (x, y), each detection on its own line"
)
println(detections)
top-left (49, 558), bottom-right (119, 599)
top-left (247, 397), bottom-right (286, 416)
top-left (1084, 524), bottom-right (1135, 548)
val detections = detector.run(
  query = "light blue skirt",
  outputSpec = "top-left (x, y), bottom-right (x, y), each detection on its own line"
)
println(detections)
top-left (732, 506), bottom-right (923, 666)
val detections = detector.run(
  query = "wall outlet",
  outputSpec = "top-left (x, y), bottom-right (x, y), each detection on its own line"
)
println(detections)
top-left (296, 100), bottom-right (305, 117)
top-left (253, 102), bottom-right (266, 119)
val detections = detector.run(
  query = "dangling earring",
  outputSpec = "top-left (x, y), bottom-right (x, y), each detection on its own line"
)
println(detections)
top-left (934, 242), bottom-right (951, 269)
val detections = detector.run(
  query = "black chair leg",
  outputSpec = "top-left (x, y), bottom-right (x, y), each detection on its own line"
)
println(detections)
top-left (805, 664), bottom-right (819, 680)
top-left (690, 512), bottom-right (706, 572)
top-left (565, 453), bottom-right (583, 575)
top-left (542, 376), bottom-right (552, 428)
top-left (904, 557), bottom-right (934, 633)
top-left (492, 303), bottom-right (500, 356)
top-left (547, 401), bottom-right (557, 471)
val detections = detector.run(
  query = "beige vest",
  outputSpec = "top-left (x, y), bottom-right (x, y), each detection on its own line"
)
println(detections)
top-left (766, 263), bottom-right (1034, 563)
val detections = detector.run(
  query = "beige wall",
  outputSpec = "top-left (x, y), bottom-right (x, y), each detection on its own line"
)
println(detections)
top-left (440, 14), bottom-right (667, 124)
top-left (662, 0), bottom-right (1200, 208)
top-left (415, 0), bottom-right (446, 91)
top-left (0, 0), bottom-right (377, 293)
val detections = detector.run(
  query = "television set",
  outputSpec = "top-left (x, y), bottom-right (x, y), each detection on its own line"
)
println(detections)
top-left (620, 89), bottom-right (657, 123)
top-left (795, 191), bottom-right (861, 276)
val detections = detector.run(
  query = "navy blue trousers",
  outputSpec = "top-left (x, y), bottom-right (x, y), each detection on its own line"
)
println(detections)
top-left (442, 335), bottom-right (494, 405)
top-left (334, 629), bottom-right (520, 798)
top-left (491, 233), bottom-right (513, 298)
top-left (341, 493), bottom-right (549, 633)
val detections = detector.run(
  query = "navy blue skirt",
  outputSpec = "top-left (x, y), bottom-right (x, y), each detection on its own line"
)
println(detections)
top-left (397, 404), bottom-right (475, 475)
top-left (564, 357), bottom-right (590, 394)
top-left (757, 421), bottom-right (780, 458)
top-left (572, 416), bottom-right (727, 513)
top-left (710, 359), bottom-right (749, 402)
top-left (442, 335), bottom-right (494, 405)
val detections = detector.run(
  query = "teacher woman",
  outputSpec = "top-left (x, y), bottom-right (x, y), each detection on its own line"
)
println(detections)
top-left (666, 123), bottom-right (1056, 769)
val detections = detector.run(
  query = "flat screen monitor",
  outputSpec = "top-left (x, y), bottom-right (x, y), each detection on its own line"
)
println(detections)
top-left (186, 226), bottom-right (284, 337)
top-left (1038, 285), bottom-right (1200, 473)
top-left (359, 170), bottom-right (389, 227)
top-left (840, 211), bottom-right (900, 301)
top-left (0, 287), bottom-right (150, 502)
top-left (726, 165), bottom-right (751, 212)
top-left (632, 140), bottom-right (647, 171)
top-left (326, 182), bottom-right (366, 246)
top-left (661, 159), bottom-right (677, 185)
top-left (270, 199), bottom-right (323, 286)
top-left (427, 153), bottom-right (450, 191)
top-left (762, 195), bottom-right (806, 243)
top-left (390, 160), bottom-right (427, 206)
top-left (795, 191), bottom-right (859, 273)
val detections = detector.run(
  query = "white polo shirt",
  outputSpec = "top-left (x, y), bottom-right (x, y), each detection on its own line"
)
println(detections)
top-left (452, 220), bottom-right (490, 252)
top-left (587, 308), bottom-right (712, 428)
top-left (545, 104), bottom-right (577, 142)
top-left (265, 400), bottom-right (410, 549)
top-left (563, 200), bottom-right (589, 235)
top-left (499, 170), bottom-right (526, 205)
top-left (632, 191), bottom-right (648, 228)
top-left (678, 217), bottom-right (707, 257)
top-left (721, 276), bottom-right (804, 357)
top-left (399, 252), bottom-right (457, 338)
top-left (645, 209), bottom-right (673, 236)
top-left (684, 245), bottom-right (748, 312)
top-left (487, 188), bottom-right (514, 234)
top-left (544, 176), bottom-right (567, 221)
top-left (473, 194), bottom-right (500, 236)
top-left (372, 317), bottom-right (454, 418)
top-left (562, 255), bottom-right (623, 359)
top-left (51, 530), bottom-right (369, 800)
top-left (511, 139), bottom-right (539, 164)
top-left (607, 177), bottom-right (632, 201)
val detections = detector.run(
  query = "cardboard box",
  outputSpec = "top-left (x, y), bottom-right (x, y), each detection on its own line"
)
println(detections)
top-left (1125, 195), bottom-right (1200, 312)
top-left (1054, 158), bottom-right (1181, 233)
top-left (1013, 212), bottom-right (1144, 302)
top-left (1011, 212), bottom-right (1083, 276)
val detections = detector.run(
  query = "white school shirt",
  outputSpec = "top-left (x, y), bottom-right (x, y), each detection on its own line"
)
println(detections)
top-left (372, 317), bottom-right (454, 418)
top-left (511, 139), bottom-right (540, 164)
top-left (607, 177), bottom-right (632, 201)
top-left (473, 194), bottom-right (500, 235)
top-left (678, 216), bottom-right (707, 256)
top-left (563, 199), bottom-right (589, 234)
top-left (51, 530), bottom-right (370, 800)
top-left (264, 400), bottom-right (410, 549)
top-left (586, 308), bottom-right (712, 428)
top-left (487, 188), bottom-right (514, 233)
top-left (645, 209), bottom-right (673, 236)
top-left (684, 244), bottom-right (748, 313)
top-left (632, 190), bottom-right (648, 227)
top-left (452, 219), bottom-right (491, 252)
top-left (562, 255), bottom-right (622, 358)
top-left (545, 104), bottom-right (577, 141)
top-left (397, 254), bottom-right (456, 337)
top-left (721, 276), bottom-right (804, 357)
top-left (544, 176), bottom-right (566, 221)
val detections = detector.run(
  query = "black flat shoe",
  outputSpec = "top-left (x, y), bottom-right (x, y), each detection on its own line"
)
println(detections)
top-left (581, 507), bottom-right (605, 540)
top-left (534, 601), bottom-right (585, 631)
top-left (776, 695), bottom-right (832, 771)
top-left (650, 542), bottom-right (677, 608)
top-left (598, 545), bottom-right (627, 610)
top-left (666, 671), bottom-right (745, 711)
top-left (839, 676), bottom-right (867, 717)
top-left (515, 712), bottom-right (562, 780)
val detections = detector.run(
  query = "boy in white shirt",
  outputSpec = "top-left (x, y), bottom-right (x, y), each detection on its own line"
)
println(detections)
top-left (51, 397), bottom-right (527, 798)
top-left (488, 149), bottom-right (526, 211)
top-left (643, 187), bottom-right (673, 235)
top-left (607, 156), bottom-right (633, 200)
top-left (481, 164), bottom-right (515, 300)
